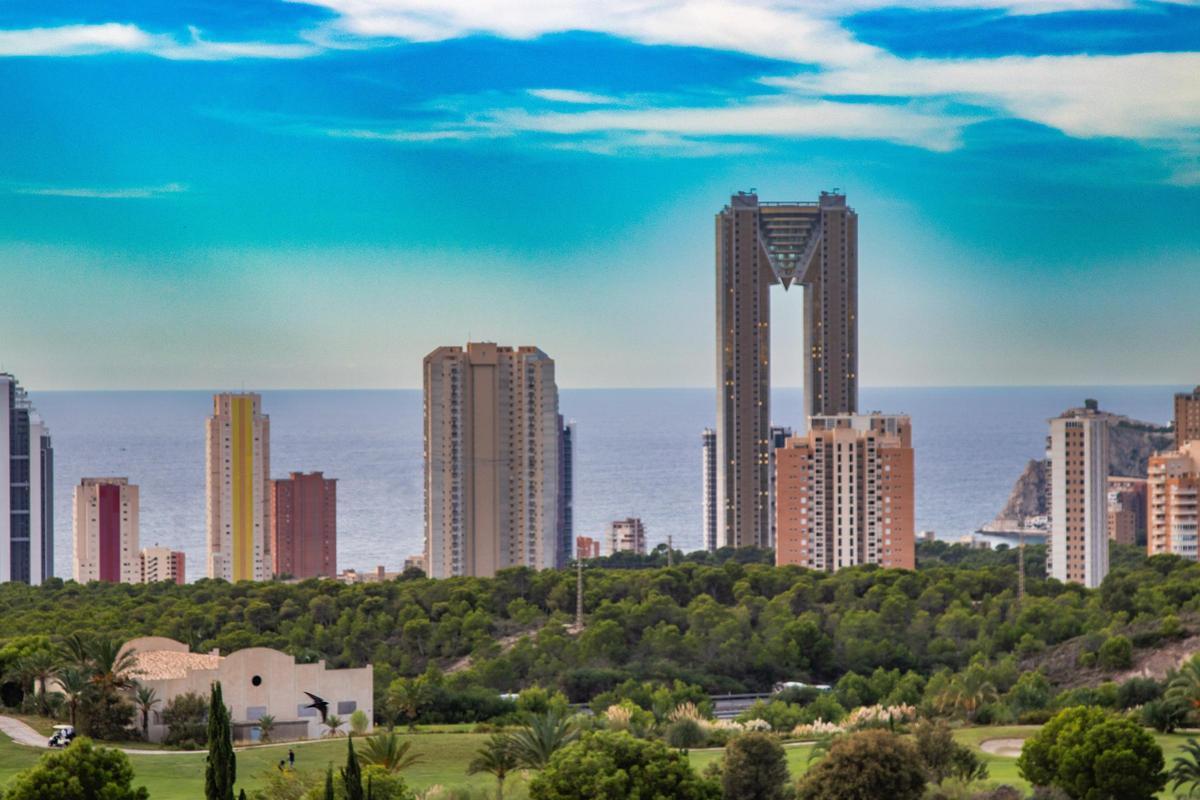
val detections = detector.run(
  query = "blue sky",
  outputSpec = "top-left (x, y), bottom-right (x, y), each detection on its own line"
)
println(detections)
top-left (1, 0), bottom-right (1197, 390)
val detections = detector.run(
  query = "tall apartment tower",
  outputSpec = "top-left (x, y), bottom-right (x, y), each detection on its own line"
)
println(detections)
top-left (701, 428), bottom-right (718, 551)
top-left (140, 546), bottom-right (185, 584)
top-left (73, 478), bottom-right (140, 583)
top-left (1049, 410), bottom-right (1110, 588)
top-left (1176, 387), bottom-right (1200, 449)
top-left (206, 393), bottom-right (271, 582)
top-left (556, 417), bottom-right (575, 569)
top-left (715, 191), bottom-right (857, 549)
top-left (424, 343), bottom-right (560, 578)
top-left (608, 517), bottom-right (647, 555)
top-left (768, 425), bottom-right (793, 549)
top-left (271, 471), bottom-right (337, 579)
top-left (775, 414), bottom-right (914, 571)
top-left (1147, 441), bottom-right (1200, 560)
top-left (0, 373), bottom-right (54, 585)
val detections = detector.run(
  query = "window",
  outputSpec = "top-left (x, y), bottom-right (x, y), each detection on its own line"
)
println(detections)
top-left (337, 701), bottom-right (358, 715)
top-left (246, 706), bottom-right (268, 721)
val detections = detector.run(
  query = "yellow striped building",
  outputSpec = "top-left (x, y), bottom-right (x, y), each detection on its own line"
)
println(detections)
top-left (206, 393), bottom-right (271, 581)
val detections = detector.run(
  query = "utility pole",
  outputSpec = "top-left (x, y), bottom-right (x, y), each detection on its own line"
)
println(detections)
top-left (667, 536), bottom-right (673, 567)
top-left (1018, 528), bottom-right (1025, 605)
top-left (575, 559), bottom-right (584, 631)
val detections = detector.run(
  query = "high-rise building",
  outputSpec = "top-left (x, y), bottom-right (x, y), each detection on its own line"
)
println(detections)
top-left (0, 373), bottom-right (53, 585)
top-left (716, 191), bottom-right (857, 549)
top-left (775, 414), bottom-right (914, 572)
top-left (1176, 387), bottom-right (1200, 449)
top-left (1148, 441), bottom-right (1200, 560)
top-left (1049, 409), bottom-right (1110, 588)
top-left (206, 393), bottom-right (271, 582)
top-left (271, 471), bottom-right (337, 579)
top-left (701, 428), bottom-right (717, 552)
top-left (575, 535), bottom-right (601, 560)
top-left (1107, 476), bottom-right (1147, 547)
top-left (424, 343), bottom-right (560, 578)
top-left (556, 416), bottom-right (575, 569)
top-left (608, 517), bottom-right (646, 555)
top-left (73, 478), bottom-right (140, 583)
top-left (140, 546), bottom-right (185, 585)
top-left (768, 425), bottom-right (793, 550)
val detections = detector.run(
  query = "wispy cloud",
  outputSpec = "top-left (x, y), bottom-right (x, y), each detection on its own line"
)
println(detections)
top-left (11, 182), bottom-right (189, 199)
top-left (528, 89), bottom-right (621, 105)
top-left (0, 23), bottom-right (317, 60)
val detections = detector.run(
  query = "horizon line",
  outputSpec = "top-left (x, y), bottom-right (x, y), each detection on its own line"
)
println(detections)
top-left (25, 382), bottom-right (1196, 393)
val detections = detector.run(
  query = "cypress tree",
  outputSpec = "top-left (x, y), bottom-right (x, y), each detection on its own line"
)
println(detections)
top-left (341, 736), bottom-right (364, 800)
top-left (238, 792), bottom-right (247, 800)
top-left (324, 766), bottom-right (335, 800)
top-left (205, 681), bottom-right (237, 800)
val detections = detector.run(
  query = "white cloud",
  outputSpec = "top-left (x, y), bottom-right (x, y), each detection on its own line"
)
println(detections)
top-left (0, 23), bottom-right (317, 60)
top-left (12, 182), bottom-right (188, 199)
top-left (528, 88), bottom-right (621, 105)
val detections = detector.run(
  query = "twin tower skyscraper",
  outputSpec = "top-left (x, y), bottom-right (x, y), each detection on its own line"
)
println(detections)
top-left (714, 191), bottom-right (859, 550)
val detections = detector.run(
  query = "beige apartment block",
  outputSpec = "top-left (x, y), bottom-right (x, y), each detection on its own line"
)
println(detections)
top-left (424, 343), bottom-right (560, 578)
top-left (1176, 387), bottom-right (1200, 449)
top-left (140, 546), bottom-right (185, 584)
top-left (1049, 410), bottom-right (1110, 588)
top-left (72, 478), bottom-right (140, 584)
top-left (608, 517), bottom-right (646, 555)
top-left (206, 393), bottom-right (271, 582)
top-left (715, 191), bottom-right (858, 550)
top-left (1148, 441), bottom-right (1200, 560)
top-left (122, 636), bottom-right (372, 743)
top-left (775, 414), bottom-right (914, 572)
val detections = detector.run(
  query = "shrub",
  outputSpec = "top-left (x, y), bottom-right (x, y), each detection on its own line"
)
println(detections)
top-left (4, 738), bottom-right (149, 800)
top-left (1098, 636), bottom-right (1133, 670)
top-left (796, 729), bottom-right (926, 800)
top-left (720, 732), bottom-right (790, 800)
top-left (1116, 677), bottom-right (1161, 710)
top-left (1142, 698), bottom-right (1188, 734)
top-left (162, 691), bottom-right (208, 748)
top-left (665, 717), bottom-right (707, 749)
top-left (913, 719), bottom-right (988, 786)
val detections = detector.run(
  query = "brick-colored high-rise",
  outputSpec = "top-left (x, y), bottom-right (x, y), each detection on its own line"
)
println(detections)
top-left (715, 191), bottom-right (857, 550)
top-left (73, 477), bottom-right (140, 584)
top-left (1107, 476), bottom-right (1146, 547)
top-left (424, 343), bottom-right (560, 578)
top-left (775, 414), bottom-right (913, 571)
top-left (1148, 441), bottom-right (1200, 560)
top-left (271, 471), bottom-right (337, 579)
top-left (575, 535), bottom-right (601, 560)
top-left (206, 393), bottom-right (271, 582)
top-left (1049, 410), bottom-right (1110, 588)
top-left (1176, 387), bottom-right (1200, 449)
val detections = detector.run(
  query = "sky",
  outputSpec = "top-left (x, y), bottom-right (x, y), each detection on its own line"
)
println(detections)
top-left (0, 0), bottom-right (1198, 390)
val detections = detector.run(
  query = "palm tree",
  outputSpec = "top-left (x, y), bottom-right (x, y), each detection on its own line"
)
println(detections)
top-left (57, 632), bottom-right (92, 674)
top-left (386, 677), bottom-right (429, 731)
top-left (1168, 655), bottom-right (1200, 717)
top-left (1170, 738), bottom-right (1200, 798)
top-left (468, 734), bottom-right (519, 800)
top-left (324, 713), bottom-right (346, 737)
top-left (357, 730), bottom-right (423, 773)
top-left (257, 713), bottom-right (276, 743)
top-left (133, 684), bottom-right (159, 740)
top-left (18, 651), bottom-right (59, 716)
top-left (57, 667), bottom-right (88, 728)
top-left (87, 638), bottom-right (138, 694)
top-left (936, 667), bottom-right (998, 721)
top-left (508, 710), bottom-right (579, 770)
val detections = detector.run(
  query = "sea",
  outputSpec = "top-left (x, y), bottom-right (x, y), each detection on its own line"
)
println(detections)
top-left (29, 386), bottom-right (1186, 580)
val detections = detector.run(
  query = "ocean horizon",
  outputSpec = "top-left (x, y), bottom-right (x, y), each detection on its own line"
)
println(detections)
top-left (29, 385), bottom-right (1187, 580)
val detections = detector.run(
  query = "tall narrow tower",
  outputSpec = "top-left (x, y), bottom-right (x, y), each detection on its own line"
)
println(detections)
top-left (206, 393), bottom-right (271, 582)
top-left (0, 373), bottom-right (54, 585)
top-left (715, 191), bottom-right (858, 548)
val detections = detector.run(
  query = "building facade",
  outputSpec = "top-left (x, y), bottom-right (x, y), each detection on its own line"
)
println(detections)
top-left (701, 428), bottom-right (717, 552)
top-left (608, 517), bottom-right (647, 555)
top-left (1148, 441), bottom-right (1200, 560)
top-left (0, 373), bottom-right (53, 585)
top-left (775, 414), bottom-right (914, 572)
top-left (1049, 410), bottom-right (1110, 588)
top-left (1107, 476), bottom-right (1147, 547)
top-left (73, 478), bottom-right (140, 583)
top-left (1176, 387), bottom-right (1200, 449)
top-left (424, 343), bottom-right (560, 578)
top-left (271, 471), bottom-right (337, 579)
top-left (206, 393), bottom-right (271, 582)
top-left (715, 191), bottom-right (858, 550)
top-left (140, 547), bottom-right (186, 584)
top-left (556, 417), bottom-right (575, 569)
top-left (575, 535), bottom-right (601, 559)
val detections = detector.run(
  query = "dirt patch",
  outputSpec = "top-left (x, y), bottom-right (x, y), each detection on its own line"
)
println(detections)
top-left (980, 738), bottom-right (1025, 758)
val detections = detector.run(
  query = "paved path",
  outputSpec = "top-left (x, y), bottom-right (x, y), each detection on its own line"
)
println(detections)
top-left (980, 738), bottom-right (1026, 758)
top-left (0, 715), bottom-right (50, 748)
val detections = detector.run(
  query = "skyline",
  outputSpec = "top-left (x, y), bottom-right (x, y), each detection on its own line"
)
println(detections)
top-left (2, 1), bottom-right (1199, 391)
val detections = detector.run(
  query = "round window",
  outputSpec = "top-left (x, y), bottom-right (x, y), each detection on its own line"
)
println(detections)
top-left (251, 675), bottom-right (262, 687)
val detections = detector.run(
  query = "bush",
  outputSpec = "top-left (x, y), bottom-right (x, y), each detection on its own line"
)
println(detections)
top-left (1116, 677), bottom-right (1161, 710)
top-left (4, 738), bottom-right (149, 800)
top-left (913, 719), bottom-right (988, 785)
top-left (720, 732), bottom-right (790, 800)
top-left (1017, 706), bottom-right (1165, 800)
top-left (161, 691), bottom-right (208, 748)
top-left (1018, 709), bottom-right (1055, 725)
top-left (1142, 698), bottom-right (1187, 734)
top-left (665, 717), bottom-right (707, 749)
top-left (796, 729), bottom-right (926, 800)
top-left (1098, 636), bottom-right (1133, 670)
top-left (79, 691), bottom-right (137, 741)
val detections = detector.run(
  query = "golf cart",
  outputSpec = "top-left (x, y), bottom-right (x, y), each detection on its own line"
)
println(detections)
top-left (48, 724), bottom-right (75, 748)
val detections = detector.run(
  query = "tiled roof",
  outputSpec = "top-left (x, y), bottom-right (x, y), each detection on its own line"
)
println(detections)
top-left (130, 650), bottom-right (221, 680)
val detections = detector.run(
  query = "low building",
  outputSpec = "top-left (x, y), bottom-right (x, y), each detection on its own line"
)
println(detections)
top-left (123, 636), bottom-right (372, 743)
top-left (140, 546), bottom-right (185, 584)
top-left (336, 565), bottom-right (401, 584)
top-left (403, 554), bottom-right (426, 574)
top-left (607, 518), bottom-right (646, 555)
top-left (1107, 476), bottom-right (1147, 546)
top-left (575, 535), bottom-right (601, 559)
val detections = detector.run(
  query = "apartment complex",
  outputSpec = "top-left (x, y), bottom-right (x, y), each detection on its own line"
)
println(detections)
top-left (715, 191), bottom-right (858, 550)
top-left (140, 546), bottom-right (185, 584)
top-left (702, 428), bottom-right (718, 552)
top-left (73, 478), bottom-right (140, 583)
top-left (206, 393), bottom-right (271, 582)
top-left (0, 373), bottom-right (54, 585)
top-left (557, 416), bottom-right (575, 569)
top-left (271, 471), bottom-right (337, 579)
top-left (1148, 441), bottom-right (1200, 560)
top-left (1107, 476), bottom-right (1147, 547)
top-left (575, 535), bottom-right (601, 559)
top-left (1176, 387), bottom-right (1200, 449)
top-left (1048, 410), bottom-right (1110, 588)
top-left (608, 517), bottom-right (647, 555)
top-left (774, 414), bottom-right (914, 572)
top-left (423, 343), bottom-right (561, 578)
